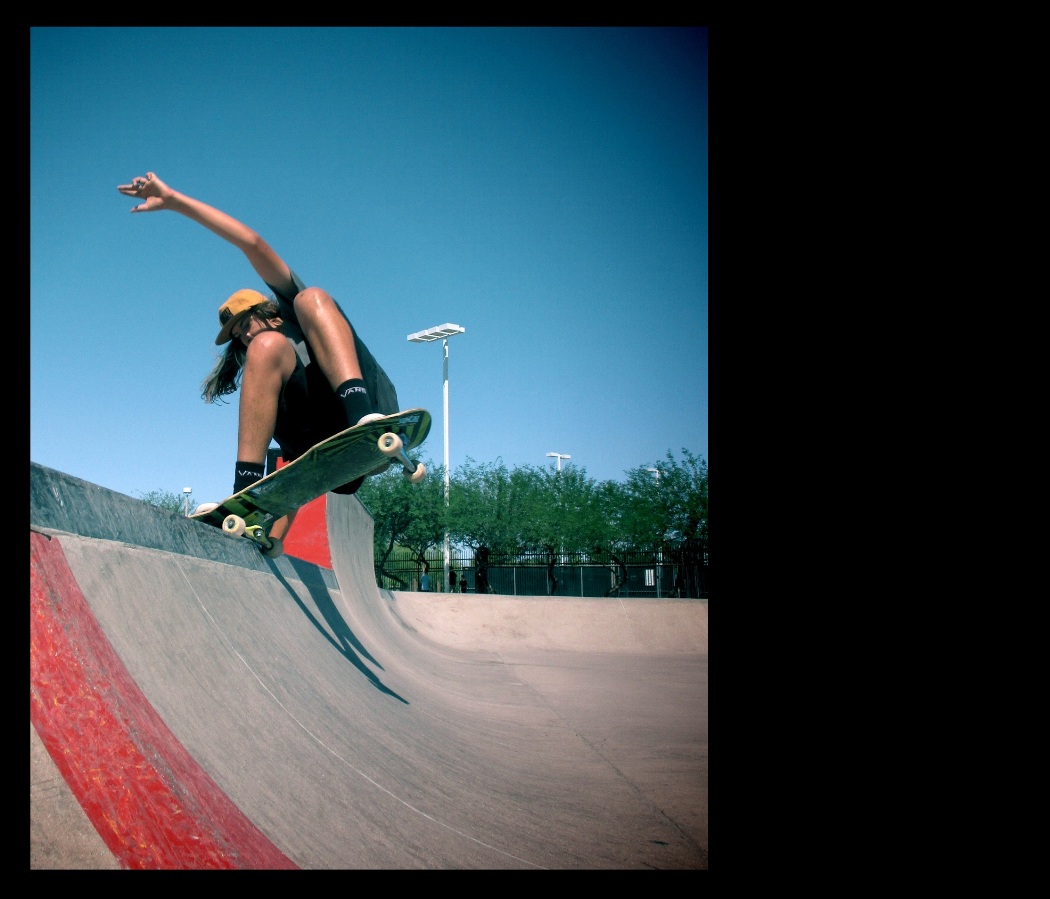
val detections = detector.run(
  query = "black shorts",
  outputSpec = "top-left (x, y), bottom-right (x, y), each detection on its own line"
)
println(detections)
top-left (273, 359), bottom-right (367, 495)
top-left (273, 357), bottom-right (346, 464)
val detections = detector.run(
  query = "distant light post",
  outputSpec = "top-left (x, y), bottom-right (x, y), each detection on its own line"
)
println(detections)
top-left (648, 468), bottom-right (662, 598)
top-left (183, 486), bottom-right (192, 517)
top-left (546, 451), bottom-right (571, 472)
top-left (547, 453), bottom-right (572, 565)
top-left (408, 323), bottom-right (466, 592)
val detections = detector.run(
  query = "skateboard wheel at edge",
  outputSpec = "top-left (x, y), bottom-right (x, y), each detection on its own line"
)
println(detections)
top-left (405, 461), bottom-right (427, 483)
top-left (378, 432), bottom-right (403, 456)
top-left (222, 514), bottom-right (246, 537)
top-left (261, 537), bottom-right (284, 559)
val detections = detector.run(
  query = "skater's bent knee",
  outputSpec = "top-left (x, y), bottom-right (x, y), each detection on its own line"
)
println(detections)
top-left (244, 329), bottom-right (291, 360)
top-left (293, 286), bottom-right (335, 313)
top-left (243, 330), bottom-right (295, 378)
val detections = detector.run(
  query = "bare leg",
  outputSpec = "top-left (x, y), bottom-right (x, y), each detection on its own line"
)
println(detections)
top-left (293, 286), bottom-right (364, 388)
top-left (269, 509), bottom-right (297, 542)
top-left (237, 329), bottom-right (297, 463)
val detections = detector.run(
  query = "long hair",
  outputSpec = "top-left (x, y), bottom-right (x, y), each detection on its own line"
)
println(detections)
top-left (200, 299), bottom-right (284, 403)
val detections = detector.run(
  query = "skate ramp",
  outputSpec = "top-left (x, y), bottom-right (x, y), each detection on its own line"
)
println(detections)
top-left (30, 462), bottom-right (708, 869)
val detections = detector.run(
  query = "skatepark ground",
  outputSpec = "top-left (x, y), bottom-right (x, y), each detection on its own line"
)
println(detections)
top-left (30, 461), bottom-right (708, 870)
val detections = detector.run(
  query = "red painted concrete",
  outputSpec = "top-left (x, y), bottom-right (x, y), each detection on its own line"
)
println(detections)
top-left (275, 456), bottom-right (332, 569)
top-left (29, 531), bottom-right (297, 870)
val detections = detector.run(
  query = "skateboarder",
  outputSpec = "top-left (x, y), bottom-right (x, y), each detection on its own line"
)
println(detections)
top-left (117, 171), bottom-right (399, 542)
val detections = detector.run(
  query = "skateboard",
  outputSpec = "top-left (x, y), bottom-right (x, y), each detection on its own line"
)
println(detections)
top-left (191, 408), bottom-right (431, 558)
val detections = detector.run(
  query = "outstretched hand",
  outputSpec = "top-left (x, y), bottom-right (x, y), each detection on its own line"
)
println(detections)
top-left (116, 169), bottom-right (292, 291)
top-left (117, 171), bottom-right (172, 212)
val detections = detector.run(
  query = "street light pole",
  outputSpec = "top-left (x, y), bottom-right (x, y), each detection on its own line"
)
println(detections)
top-left (183, 487), bottom-right (192, 517)
top-left (546, 451), bottom-right (571, 472)
top-left (547, 452), bottom-right (572, 565)
top-left (648, 467), bottom-right (662, 598)
top-left (408, 323), bottom-right (466, 592)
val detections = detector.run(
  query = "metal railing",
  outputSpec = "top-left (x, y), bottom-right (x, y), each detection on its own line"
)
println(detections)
top-left (376, 546), bottom-right (708, 598)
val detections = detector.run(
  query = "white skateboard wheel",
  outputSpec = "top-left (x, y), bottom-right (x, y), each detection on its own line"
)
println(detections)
top-left (222, 514), bottom-right (246, 537)
top-left (378, 432), bottom-right (403, 456)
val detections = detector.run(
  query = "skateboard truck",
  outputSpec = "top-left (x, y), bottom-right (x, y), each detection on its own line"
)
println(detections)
top-left (377, 431), bottom-right (427, 483)
top-left (220, 516), bottom-right (284, 559)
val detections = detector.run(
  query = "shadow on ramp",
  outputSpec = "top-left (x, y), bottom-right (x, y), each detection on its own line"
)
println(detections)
top-left (266, 555), bottom-right (405, 703)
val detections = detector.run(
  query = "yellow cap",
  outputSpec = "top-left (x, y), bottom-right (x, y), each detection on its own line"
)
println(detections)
top-left (215, 289), bottom-right (268, 345)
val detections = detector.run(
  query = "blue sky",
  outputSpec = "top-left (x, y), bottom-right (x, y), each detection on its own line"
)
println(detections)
top-left (30, 27), bottom-right (707, 509)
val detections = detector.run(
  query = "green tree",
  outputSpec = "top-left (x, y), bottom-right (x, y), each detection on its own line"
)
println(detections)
top-left (448, 458), bottom-right (515, 553)
top-left (508, 463), bottom-right (613, 595)
top-left (356, 456), bottom-right (445, 587)
top-left (137, 489), bottom-right (187, 515)
top-left (654, 449), bottom-right (707, 544)
top-left (448, 458), bottom-right (529, 594)
top-left (345, 447), bottom-right (708, 597)
top-left (396, 459), bottom-right (447, 577)
top-left (585, 479), bottom-right (633, 595)
top-left (620, 450), bottom-right (707, 548)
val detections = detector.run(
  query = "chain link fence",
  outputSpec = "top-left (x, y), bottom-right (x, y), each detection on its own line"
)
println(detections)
top-left (376, 544), bottom-right (708, 598)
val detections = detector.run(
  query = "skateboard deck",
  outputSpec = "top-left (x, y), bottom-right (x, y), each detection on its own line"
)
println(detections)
top-left (190, 408), bottom-right (431, 557)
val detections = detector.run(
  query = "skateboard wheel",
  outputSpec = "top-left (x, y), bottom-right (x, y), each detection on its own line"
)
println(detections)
top-left (405, 461), bottom-right (427, 483)
top-left (222, 514), bottom-right (246, 537)
top-left (194, 502), bottom-right (219, 515)
top-left (378, 432), bottom-right (403, 456)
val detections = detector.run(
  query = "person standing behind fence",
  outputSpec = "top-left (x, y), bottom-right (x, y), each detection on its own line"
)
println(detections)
top-left (449, 569), bottom-right (458, 593)
top-left (475, 546), bottom-right (490, 594)
top-left (420, 562), bottom-right (431, 592)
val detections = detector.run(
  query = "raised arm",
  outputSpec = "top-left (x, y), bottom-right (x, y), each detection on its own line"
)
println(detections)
top-left (117, 171), bottom-right (295, 297)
